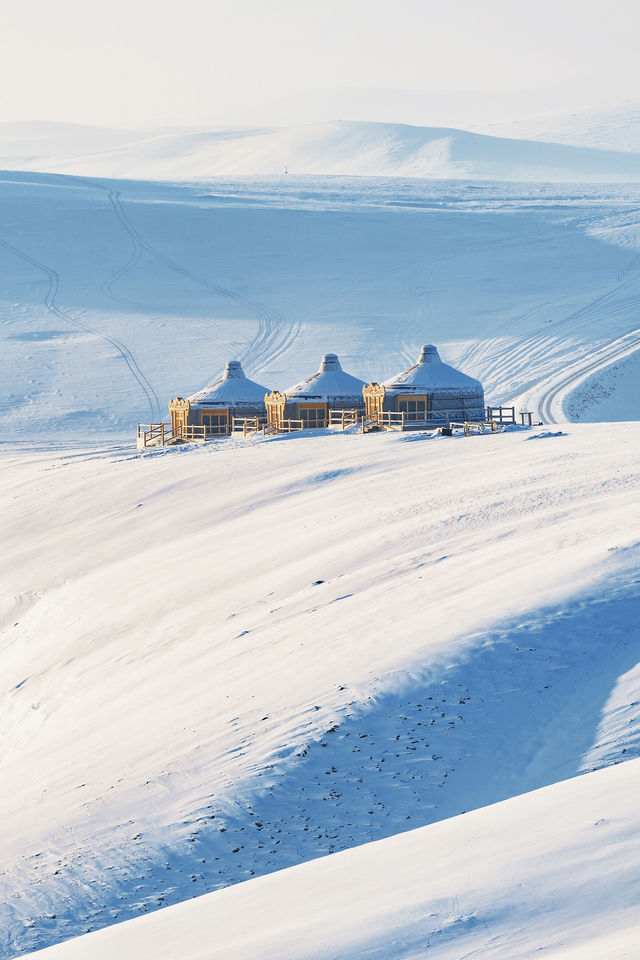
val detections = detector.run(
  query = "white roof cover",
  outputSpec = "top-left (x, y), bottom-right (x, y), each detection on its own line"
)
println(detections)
top-left (384, 345), bottom-right (483, 395)
top-left (188, 361), bottom-right (270, 408)
top-left (285, 354), bottom-right (365, 401)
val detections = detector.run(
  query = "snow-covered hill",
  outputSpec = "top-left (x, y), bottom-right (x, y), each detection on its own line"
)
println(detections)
top-left (3, 120), bottom-right (640, 181)
top-left (27, 759), bottom-right (640, 960)
top-left (2, 423), bottom-right (640, 955)
top-left (486, 101), bottom-right (640, 155)
top-left (0, 122), bottom-right (154, 171)
top-left (3, 171), bottom-right (640, 440)
top-left (3, 145), bottom-right (640, 959)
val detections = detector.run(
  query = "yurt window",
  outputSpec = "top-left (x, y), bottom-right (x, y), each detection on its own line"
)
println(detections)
top-left (201, 410), bottom-right (229, 436)
top-left (398, 395), bottom-right (427, 419)
top-left (299, 403), bottom-right (327, 428)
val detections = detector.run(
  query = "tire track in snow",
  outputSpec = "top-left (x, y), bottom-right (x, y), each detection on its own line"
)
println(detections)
top-left (0, 237), bottom-right (161, 421)
top-left (459, 262), bottom-right (640, 419)
top-left (104, 191), bottom-right (296, 375)
top-left (537, 330), bottom-right (640, 424)
top-left (100, 212), bottom-right (143, 301)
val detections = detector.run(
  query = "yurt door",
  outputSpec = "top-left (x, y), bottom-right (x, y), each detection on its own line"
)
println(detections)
top-left (398, 395), bottom-right (428, 425)
top-left (201, 410), bottom-right (229, 436)
top-left (299, 404), bottom-right (327, 429)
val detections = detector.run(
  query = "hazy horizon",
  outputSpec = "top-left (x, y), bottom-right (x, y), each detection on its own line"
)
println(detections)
top-left (2, 0), bottom-right (639, 129)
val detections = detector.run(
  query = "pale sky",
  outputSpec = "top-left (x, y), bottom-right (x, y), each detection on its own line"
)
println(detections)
top-left (1, 0), bottom-right (639, 128)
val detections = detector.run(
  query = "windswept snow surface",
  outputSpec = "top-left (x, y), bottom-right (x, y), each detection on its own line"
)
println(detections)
top-left (3, 171), bottom-right (640, 433)
top-left (2, 423), bottom-right (640, 955)
top-left (27, 759), bottom-right (640, 960)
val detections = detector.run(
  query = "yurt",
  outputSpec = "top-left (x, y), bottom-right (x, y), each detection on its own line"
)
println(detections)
top-left (266, 353), bottom-right (365, 430)
top-left (169, 360), bottom-right (271, 438)
top-left (363, 345), bottom-right (484, 428)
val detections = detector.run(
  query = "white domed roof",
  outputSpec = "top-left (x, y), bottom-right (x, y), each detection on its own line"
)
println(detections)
top-left (188, 361), bottom-right (270, 408)
top-left (285, 354), bottom-right (365, 401)
top-left (384, 345), bottom-right (483, 396)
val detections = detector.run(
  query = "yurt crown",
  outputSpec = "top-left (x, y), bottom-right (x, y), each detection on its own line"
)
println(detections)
top-left (419, 345), bottom-right (441, 363)
top-left (319, 353), bottom-right (341, 371)
top-left (224, 360), bottom-right (244, 378)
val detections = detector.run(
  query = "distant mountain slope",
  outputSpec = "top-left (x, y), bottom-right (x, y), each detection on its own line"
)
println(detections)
top-left (0, 121), bottom-right (155, 170)
top-left (486, 101), bottom-right (640, 155)
top-left (4, 119), bottom-right (640, 181)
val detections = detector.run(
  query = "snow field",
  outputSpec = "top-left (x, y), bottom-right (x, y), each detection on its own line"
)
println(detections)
top-left (2, 422), bottom-right (640, 954)
top-left (3, 141), bottom-right (640, 958)
top-left (3, 172), bottom-right (640, 439)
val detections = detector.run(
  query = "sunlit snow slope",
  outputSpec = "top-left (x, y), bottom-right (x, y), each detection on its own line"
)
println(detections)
top-left (29, 759), bottom-right (640, 960)
top-left (4, 120), bottom-right (640, 182)
top-left (3, 172), bottom-right (640, 433)
top-left (487, 100), bottom-right (640, 155)
top-left (2, 424), bottom-right (640, 955)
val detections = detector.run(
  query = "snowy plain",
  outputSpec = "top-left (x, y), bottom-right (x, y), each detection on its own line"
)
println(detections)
top-left (2, 116), bottom-right (640, 957)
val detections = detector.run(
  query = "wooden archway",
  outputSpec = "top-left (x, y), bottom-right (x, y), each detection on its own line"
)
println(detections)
top-left (169, 397), bottom-right (190, 436)
top-left (265, 390), bottom-right (286, 429)
top-left (363, 383), bottom-right (385, 421)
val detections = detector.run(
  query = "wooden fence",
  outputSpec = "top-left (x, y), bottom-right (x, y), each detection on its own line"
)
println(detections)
top-left (137, 422), bottom-right (175, 447)
top-left (486, 405), bottom-right (516, 424)
top-left (328, 409), bottom-right (362, 429)
top-left (138, 403), bottom-right (532, 447)
top-left (232, 416), bottom-right (266, 436)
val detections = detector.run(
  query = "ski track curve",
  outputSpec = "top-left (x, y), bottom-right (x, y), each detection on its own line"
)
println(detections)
top-left (537, 331), bottom-right (640, 424)
top-left (105, 190), bottom-right (295, 376)
top-left (98, 192), bottom-right (234, 354)
top-left (0, 237), bottom-right (161, 421)
top-left (458, 253), bottom-right (640, 422)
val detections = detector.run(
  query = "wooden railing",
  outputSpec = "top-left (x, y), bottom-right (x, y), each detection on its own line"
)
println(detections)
top-left (328, 409), bottom-right (362, 429)
top-left (379, 410), bottom-right (406, 430)
top-left (137, 422), bottom-right (175, 447)
top-left (449, 420), bottom-right (499, 436)
top-left (179, 424), bottom-right (208, 441)
top-left (486, 405), bottom-right (516, 424)
top-left (232, 416), bottom-right (266, 436)
top-left (272, 418), bottom-right (304, 433)
top-left (373, 410), bottom-right (479, 431)
top-left (378, 411), bottom-right (430, 430)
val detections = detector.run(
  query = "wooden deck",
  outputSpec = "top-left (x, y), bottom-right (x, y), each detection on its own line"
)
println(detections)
top-left (137, 407), bottom-right (537, 448)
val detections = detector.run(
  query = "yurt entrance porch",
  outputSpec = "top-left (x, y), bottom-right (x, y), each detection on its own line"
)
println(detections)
top-left (264, 400), bottom-right (332, 432)
top-left (363, 385), bottom-right (430, 430)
